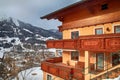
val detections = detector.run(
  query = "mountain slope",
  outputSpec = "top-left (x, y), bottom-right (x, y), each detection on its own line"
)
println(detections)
top-left (0, 17), bottom-right (61, 50)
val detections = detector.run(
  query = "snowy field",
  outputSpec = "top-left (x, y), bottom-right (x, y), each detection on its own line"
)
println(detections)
top-left (14, 67), bottom-right (43, 80)
top-left (102, 76), bottom-right (120, 80)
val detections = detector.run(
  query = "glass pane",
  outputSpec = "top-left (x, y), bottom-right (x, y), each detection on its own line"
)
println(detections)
top-left (71, 51), bottom-right (79, 61)
top-left (71, 31), bottom-right (79, 39)
top-left (112, 53), bottom-right (120, 66)
top-left (97, 54), bottom-right (104, 70)
top-left (115, 26), bottom-right (120, 33)
top-left (95, 28), bottom-right (103, 35)
top-left (47, 75), bottom-right (52, 80)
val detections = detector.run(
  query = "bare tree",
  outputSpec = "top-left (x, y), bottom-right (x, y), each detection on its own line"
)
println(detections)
top-left (0, 53), bottom-right (19, 80)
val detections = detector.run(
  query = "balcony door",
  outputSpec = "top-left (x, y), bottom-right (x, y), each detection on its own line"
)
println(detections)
top-left (112, 53), bottom-right (120, 66)
top-left (96, 53), bottom-right (104, 71)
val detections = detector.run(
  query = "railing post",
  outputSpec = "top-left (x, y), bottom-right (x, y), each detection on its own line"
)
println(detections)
top-left (69, 68), bottom-right (73, 80)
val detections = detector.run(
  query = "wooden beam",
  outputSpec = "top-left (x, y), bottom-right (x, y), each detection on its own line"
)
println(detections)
top-left (60, 11), bottom-right (120, 31)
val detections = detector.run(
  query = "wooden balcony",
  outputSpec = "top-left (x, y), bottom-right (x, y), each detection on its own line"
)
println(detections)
top-left (47, 39), bottom-right (77, 49)
top-left (41, 57), bottom-right (84, 80)
top-left (46, 33), bottom-right (120, 52)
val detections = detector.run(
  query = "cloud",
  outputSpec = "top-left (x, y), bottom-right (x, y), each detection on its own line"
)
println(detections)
top-left (0, 0), bottom-right (81, 29)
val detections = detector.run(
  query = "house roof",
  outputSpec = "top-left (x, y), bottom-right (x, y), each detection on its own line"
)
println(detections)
top-left (40, 0), bottom-right (109, 20)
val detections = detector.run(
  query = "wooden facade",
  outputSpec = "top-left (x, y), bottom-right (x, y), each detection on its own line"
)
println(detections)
top-left (40, 0), bottom-right (120, 80)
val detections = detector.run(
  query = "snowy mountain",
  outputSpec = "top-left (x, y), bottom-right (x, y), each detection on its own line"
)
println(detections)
top-left (49, 29), bottom-right (62, 38)
top-left (0, 17), bottom-right (61, 50)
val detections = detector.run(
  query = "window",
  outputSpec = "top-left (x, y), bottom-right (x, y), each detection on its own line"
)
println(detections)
top-left (95, 28), bottom-right (103, 35)
top-left (96, 53), bottom-right (104, 70)
top-left (101, 4), bottom-right (108, 10)
top-left (71, 31), bottom-right (79, 39)
top-left (47, 74), bottom-right (52, 80)
top-left (71, 51), bottom-right (79, 61)
top-left (114, 25), bottom-right (120, 33)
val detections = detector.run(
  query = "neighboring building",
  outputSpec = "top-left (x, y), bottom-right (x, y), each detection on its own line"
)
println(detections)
top-left (40, 0), bottom-right (120, 80)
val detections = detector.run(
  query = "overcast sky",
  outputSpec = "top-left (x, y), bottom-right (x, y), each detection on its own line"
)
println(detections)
top-left (0, 0), bottom-right (80, 30)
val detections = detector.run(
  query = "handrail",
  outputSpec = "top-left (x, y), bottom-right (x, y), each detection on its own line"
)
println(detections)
top-left (81, 51), bottom-right (120, 79)
top-left (91, 64), bottom-right (120, 79)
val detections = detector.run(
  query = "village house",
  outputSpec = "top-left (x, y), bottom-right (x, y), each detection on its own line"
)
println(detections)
top-left (41, 0), bottom-right (120, 80)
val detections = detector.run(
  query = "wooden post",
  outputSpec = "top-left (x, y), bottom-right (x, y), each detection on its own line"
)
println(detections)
top-left (85, 51), bottom-right (90, 80)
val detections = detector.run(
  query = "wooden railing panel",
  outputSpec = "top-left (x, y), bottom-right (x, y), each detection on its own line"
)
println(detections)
top-left (73, 68), bottom-right (84, 79)
top-left (46, 57), bottom-right (62, 63)
top-left (58, 68), bottom-right (71, 80)
top-left (54, 41), bottom-right (63, 48)
top-left (49, 66), bottom-right (59, 76)
top-left (63, 39), bottom-right (77, 49)
top-left (81, 39), bottom-right (104, 51)
top-left (105, 38), bottom-right (120, 50)
top-left (46, 33), bottom-right (120, 52)
top-left (41, 57), bottom-right (84, 80)
top-left (41, 62), bottom-right (49, 72)
top-left (47, 41), bottom-right (54, 48)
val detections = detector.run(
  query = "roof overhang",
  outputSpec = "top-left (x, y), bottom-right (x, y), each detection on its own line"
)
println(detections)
top-left (40, 0), bottom-right (110, 20)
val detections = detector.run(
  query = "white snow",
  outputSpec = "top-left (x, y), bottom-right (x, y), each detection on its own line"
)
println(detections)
top-left (0, 47), bottom-right (4, 58)
top-left (18, 29), bottom-right (22, 35)
top-left (25, 37), bottom-right (31, 41)
top-left (48, 48), bottom-right (56, 53)
top-left (35, 34), bottom-right (41, 37)
top-left (114, 76), bottom-right (120, 80)
top-left (102, 76), bottom-right (120, 80)
top-left (14, 67), bottom-right (43, 80)
top-left (12, 18), bottom-right (19, 26)
top-left (23, 28), bottom-right (33, 34)
top-left (0, 37), bottom-right (21, 44)
top-left (36, 36), bottom-right (56, 41)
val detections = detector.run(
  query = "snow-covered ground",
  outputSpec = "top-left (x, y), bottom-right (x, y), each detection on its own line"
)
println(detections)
top-left (23, 28), bottom-right (33, 34)
top-left (99, 76), bottom-right (120, 80)
top-left (0, 47), bottom-right (4, 58)
top-left (14, 67), bottom-right (43, 80)
top-left (14, 67), bottom-right (120, 80)
top-left (0, 37), bottom-right (21, 45)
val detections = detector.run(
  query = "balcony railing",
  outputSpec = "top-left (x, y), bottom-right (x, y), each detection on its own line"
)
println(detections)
top-left (47, 39), bottom-right (77, 49)
top-left (41, 57), bottom-right (84, 80)
top-left (46, 33), bottom-right (120, 52)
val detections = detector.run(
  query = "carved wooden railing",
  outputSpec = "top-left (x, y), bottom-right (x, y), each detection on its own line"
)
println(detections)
top-left (41, 57), bottom-right (84, 80)
top-left (47, 33), bottom-right (120, 52)
top-left (47, 39), bottom-right (77, 49)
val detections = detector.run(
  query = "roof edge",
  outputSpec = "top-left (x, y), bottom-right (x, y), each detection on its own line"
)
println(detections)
top-left (40, 0), bottom-right (88, 19)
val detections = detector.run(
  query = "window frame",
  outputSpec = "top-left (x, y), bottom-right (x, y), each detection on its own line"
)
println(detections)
top-left (114, 25), bottom-right (120, 33)
top-left (47, 74), bottom-right (52, 80)
top-left (71, 31), bottom-right (79, 39)
top-left (95, 28), bottom-right (103, 35)
top-left (71, 51), bottom-right (79, 61)
top-left (96, 53), bottom-right (104, 70)
top-left (101, 3), bottom-right (108, 10)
